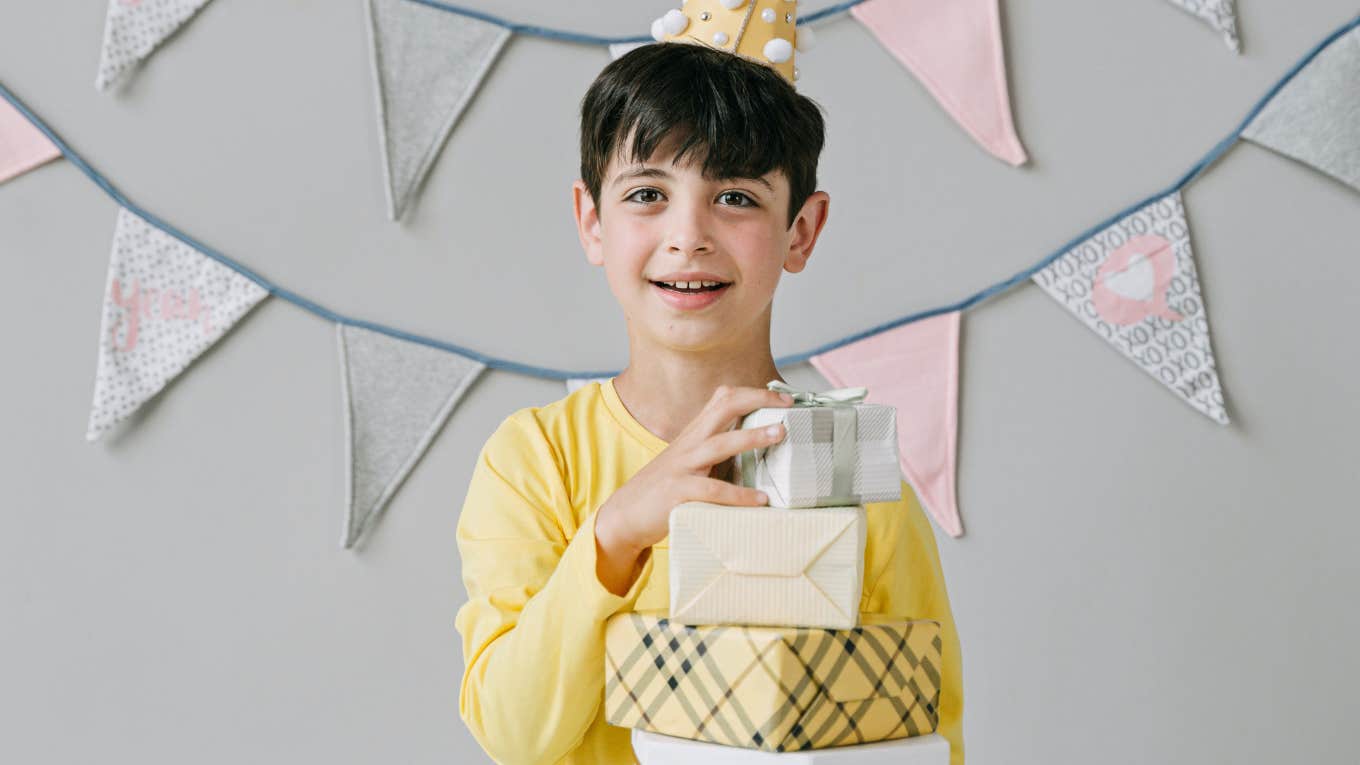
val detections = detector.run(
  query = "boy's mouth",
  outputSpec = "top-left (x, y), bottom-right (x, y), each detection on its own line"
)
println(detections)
top-left (649, 279), bottom-right (731, 294)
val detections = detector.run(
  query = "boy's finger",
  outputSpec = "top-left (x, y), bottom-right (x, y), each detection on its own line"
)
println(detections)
top-left (683, 476), bottom-right (768, 507)
top-left (692, 385), bottom-right (793, 437)
top-left (686, 422), bottom-right (785, 471)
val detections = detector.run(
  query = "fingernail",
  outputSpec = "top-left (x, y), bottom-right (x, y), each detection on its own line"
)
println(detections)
top-left (780, 393), bottom-right (794, 404)
top-left (756, 492), bottom-right (768, 504)
top-left (765, 424), bottom-right (782, 437)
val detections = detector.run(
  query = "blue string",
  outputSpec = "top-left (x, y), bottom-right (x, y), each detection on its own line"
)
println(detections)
top-left (402, 0), bottom-right (872, 45)
top-left (1, 12), bottom-right (1356, 380)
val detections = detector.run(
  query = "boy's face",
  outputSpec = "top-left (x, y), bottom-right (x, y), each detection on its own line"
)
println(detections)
top-left (572, 139), bottom-right (830, 355)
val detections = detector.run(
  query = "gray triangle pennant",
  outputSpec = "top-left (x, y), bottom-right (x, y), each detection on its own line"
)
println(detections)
top-left (1031, 191), bottom-right (1230, 425)
top-left (95, 0), bottom-right (217, 91)
top-left (364, 0), bottom-right (512, 221)
top-left (1242, 24), bottom-right (1360, 193)
top-left (337, 323), bottom-right (486, 550)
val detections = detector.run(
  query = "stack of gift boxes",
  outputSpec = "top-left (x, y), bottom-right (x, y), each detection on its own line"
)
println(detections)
top-left (604, 382), bottom-right (949, 761)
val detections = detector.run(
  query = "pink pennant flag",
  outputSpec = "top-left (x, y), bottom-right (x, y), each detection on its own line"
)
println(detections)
top-left (851, 0), bottom-right (1028, 166)
top-left (0, 97), bottom-right (61, 184)
top-left (811, 311), bottom-right (964, 537)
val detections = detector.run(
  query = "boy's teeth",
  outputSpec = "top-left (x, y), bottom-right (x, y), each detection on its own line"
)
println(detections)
top-left (660, 280), bottom-right (723, 289)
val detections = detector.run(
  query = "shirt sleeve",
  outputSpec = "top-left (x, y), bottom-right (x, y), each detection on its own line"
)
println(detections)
top-left (454, 410), bottom-right (655, 765)
top-left (862, 480), bottom-right (966, 765)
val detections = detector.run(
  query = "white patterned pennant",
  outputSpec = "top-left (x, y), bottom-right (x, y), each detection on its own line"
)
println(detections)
top-left (337, 324), bottom-right (486, 550)
top-left (565, 376), bottom-right (612, 394)
top-left (87, 208), bottom-right (269, 441)
top-left (95, 0), bottom-right (217, 91)
top-left (1032, 191), bottom-right (1229, 425)
top-left (1165, 0), bottom-right (1242, 53)
top-left (365, 0), bottom-right (512, 220)
top-left (609, 41), bottom-right (650, 60)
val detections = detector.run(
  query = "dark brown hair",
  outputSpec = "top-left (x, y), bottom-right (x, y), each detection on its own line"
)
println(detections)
top-left (579, 42), bottom-right (826, 229)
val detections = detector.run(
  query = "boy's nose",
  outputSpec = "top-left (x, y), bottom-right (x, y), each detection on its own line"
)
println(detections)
top-left (665, 203), bottom-right (715, 256)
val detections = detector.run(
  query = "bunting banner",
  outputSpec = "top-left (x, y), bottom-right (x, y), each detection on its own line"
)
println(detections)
top-left (849, 0), bottom-right (1028, 166)
top-left (0, 97), bottom-right (60, 184)
top-left (95, 0), bottom-right (217, 92)
top-left (811, 313), bottom-right (963, 538)
top-left (1165, 0), bottom-right (1243, 54)
top-left (1241, 23), bottom-right (1360, 193)
top-left (1031, 191), bottom-right (1230, 425)
top-left (3, 10), bottom-right (1358, 541)
top-left (337, 323), bottom-right (486, 549)
top-left (364, 0), bottom-right (512, 221)
top-left (87, 208), bottom-right (270, 442)
top-left (77, 0), bottom-right (1266, 219)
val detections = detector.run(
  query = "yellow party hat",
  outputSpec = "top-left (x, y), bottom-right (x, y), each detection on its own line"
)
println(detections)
top-left (649, 0), bottom-right (816, 85)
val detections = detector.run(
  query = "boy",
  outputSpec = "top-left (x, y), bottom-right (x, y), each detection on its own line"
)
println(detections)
top-left (455, 42), bottom-right (964, 765)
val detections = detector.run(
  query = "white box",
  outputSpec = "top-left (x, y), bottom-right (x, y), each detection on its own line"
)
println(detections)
top-left (632, 730), bottom-right (951, 764)
top-left (668, 502), bottom-right (866, 629)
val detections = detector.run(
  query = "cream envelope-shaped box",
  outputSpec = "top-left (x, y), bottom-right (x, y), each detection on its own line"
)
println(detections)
top-left (668, 502), bottom-right (866, 630)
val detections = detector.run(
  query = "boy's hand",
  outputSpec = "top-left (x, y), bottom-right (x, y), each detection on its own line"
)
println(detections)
top-left (593, 384), bottom-right (794, 595)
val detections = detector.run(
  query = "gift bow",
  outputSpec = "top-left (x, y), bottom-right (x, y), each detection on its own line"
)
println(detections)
top-left (766, 380), bottom-right (868, 406)
top-left (746, 381), bottom-right (868, 506)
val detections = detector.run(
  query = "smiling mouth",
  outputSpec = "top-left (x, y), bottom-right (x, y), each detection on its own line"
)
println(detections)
top-left (650, 280), bottom-right (731, 294)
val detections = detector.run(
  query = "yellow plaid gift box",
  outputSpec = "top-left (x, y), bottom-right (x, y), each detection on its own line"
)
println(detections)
top-left (604, 611), bottom-right (941, 752)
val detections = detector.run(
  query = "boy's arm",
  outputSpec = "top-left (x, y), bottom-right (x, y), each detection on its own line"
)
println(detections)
top-left (454, 412), bottom-right (655, 765)
top-left (863, 480), bottom-right (966, 765)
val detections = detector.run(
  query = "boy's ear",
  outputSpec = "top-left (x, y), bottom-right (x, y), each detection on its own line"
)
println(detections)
top-left (572, 179), bottom-right (605, 267)
top-left (783, 191), bottom-right (831, 274)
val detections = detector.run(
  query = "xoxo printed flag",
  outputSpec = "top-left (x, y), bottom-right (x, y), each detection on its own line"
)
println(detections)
top-left (87, 208), bottom-right (269, 441)
top-left (1032, 191), bottom-right (1229, 425)
top-left (1165, 0), bottom-right (1242, 53)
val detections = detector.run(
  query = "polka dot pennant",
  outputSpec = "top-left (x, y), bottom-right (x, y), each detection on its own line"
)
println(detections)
top-left (86, 207), bottom-right (270, 441)
top-left (95, 0), bottom-right (216, 92)
top-left (1031, 191), bottom-right (1230, 425)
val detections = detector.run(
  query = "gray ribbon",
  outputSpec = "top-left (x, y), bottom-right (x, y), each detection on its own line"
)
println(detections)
top-left (741, 380), bottom-right (864, 506)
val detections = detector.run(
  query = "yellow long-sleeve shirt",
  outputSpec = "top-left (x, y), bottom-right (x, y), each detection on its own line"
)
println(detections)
top-left (455, 378), bottom-right (965, 765)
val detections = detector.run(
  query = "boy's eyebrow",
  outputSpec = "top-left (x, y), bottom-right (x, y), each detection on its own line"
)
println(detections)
top-left (611, 166), bottom-right (774, 192)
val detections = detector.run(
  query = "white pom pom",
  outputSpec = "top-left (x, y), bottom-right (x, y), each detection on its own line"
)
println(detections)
top-left (761, 8), bottom-right (776, 23)
top-left (661, 9), bottom-right (690, 36)
top-left (763, 37), bottom-right (793, 64)
top-left (651, 17), bottom-right (667, 41)
top-left (720, 0), bottom-right (746, 9)
top-left (795, 25), bottom-right (816, 52)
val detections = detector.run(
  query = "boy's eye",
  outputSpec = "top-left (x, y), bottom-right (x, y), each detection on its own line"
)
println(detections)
top-left (718, 191), bottom-right (756, 207)
top-left (625, 188), bottom-right (664, 204)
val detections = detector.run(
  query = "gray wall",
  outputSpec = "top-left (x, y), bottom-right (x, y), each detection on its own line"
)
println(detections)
top-left (2, 1), bottom-right (1356, 762)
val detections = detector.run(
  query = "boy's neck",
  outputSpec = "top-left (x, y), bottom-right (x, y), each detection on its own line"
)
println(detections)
top-left (612, 337), bottom-right (785, 445)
